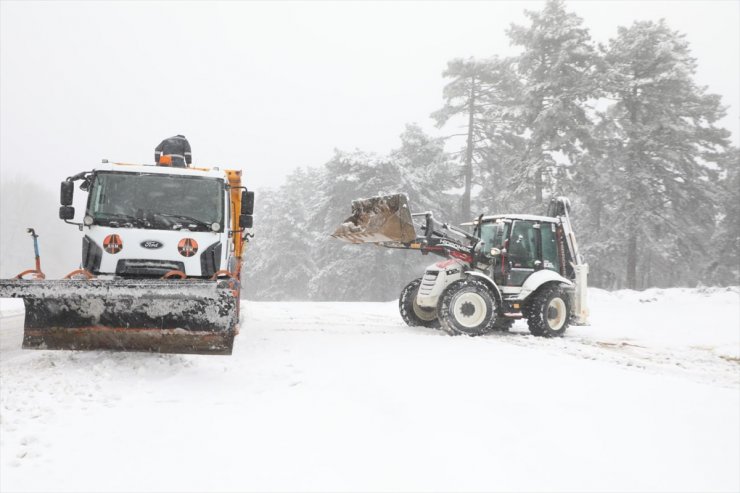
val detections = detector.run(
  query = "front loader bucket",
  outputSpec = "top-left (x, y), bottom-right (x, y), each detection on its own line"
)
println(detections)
top-left (0, 279), bottom-right (238, 355)
top-left (331, 193), bottom-right (417, 244)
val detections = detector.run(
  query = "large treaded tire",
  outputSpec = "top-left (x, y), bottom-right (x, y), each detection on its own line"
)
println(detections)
top-left (437, 278), bottom-right (497, 336)
top-left (526, 284), bottom-right (571, 337)
top-left (399, 278), bottom-right (440, 328)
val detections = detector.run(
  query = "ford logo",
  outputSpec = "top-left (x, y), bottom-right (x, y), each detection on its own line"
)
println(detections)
top-left (141, 240), bottom-right (163, 249)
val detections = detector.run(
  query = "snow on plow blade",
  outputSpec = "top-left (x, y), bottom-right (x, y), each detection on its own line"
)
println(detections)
top-left (331, 194), bottom-right (416, 244)
top-left (0, 279), bottom-right (238, 355)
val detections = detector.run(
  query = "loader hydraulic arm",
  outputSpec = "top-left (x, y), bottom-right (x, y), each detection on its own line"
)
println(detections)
top-left (383, 212), bottom-right (476, 262)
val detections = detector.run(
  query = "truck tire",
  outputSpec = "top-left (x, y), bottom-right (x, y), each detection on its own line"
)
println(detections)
top-left (399, 278), bottom-right (439, 328)
top-left (526, 285), bottom-right (571, 337)
top-left (437, 278), bottom-right (497, 336)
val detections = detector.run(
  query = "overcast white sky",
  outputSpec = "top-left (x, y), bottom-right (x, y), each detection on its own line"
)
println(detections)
top-left (1, 0), bottom-right (738, 192)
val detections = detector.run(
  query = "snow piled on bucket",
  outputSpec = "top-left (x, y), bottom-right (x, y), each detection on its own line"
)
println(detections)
top-left (0, 287), bottom-right (738, 492)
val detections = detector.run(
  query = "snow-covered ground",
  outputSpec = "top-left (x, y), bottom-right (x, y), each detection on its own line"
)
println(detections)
top-left (1, 288), bottom-right (738, 492)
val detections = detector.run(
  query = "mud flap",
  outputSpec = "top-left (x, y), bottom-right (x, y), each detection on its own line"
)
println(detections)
top-left (331, 193), bottom-right (417, 244)
top-left (0, 279), bottom-right (238, 355)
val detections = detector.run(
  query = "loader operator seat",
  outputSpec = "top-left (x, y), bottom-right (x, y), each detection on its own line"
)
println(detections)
top-left (155, 134), bottom-right (192, 168)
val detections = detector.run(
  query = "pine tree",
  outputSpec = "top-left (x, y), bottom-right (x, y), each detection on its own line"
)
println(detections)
top-left (243, 125), bottom-right (460, 302)
top-left (432, 57), bottom-right (520, 220)
top-left (706, 147), bottom-right (740, 285)
top-left (390, 123), bottom-right (458, 215)
top-left (507, 0), bottom-right (600, 207)
top-left (241, 167), bottom-right (322, 300)
top-left (307, 150), bottom-right (427, 301)
top-left (601, 20), bottom-right (730, 289)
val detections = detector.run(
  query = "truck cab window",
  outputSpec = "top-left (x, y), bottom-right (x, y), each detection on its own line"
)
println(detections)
top-left (88, 172), bottom-right (224, 231)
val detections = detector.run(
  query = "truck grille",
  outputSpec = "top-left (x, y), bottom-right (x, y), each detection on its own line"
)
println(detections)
top-left (418, 271), bottom-right (439, 296)
top-left (116, 259), bottom-right (185, 278)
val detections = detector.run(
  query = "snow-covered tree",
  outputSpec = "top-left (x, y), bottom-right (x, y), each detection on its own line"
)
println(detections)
top-left (243, 126), bottom-right (458, 301)
top-left (507, 0), bottom-right (600, 207)
top-left (600, 20), bottom-right (730, 289)
top-left (433, 57), bottom-right (521, 220)
top-left (242, 167), bottom-right (322, 300)
top-left (706, 147), bottom-right (740, 285)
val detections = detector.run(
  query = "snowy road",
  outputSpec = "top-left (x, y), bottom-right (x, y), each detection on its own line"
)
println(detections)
top-left (1, 288), bottom-right (739, 492)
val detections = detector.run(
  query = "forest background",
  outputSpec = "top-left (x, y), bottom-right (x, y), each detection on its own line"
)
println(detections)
top-left (242, 0), bottom-right (739, 300)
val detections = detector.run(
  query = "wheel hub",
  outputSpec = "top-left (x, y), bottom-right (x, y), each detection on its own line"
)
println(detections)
top-left (460, 301), bottom-right (476, 317)
top-left (547, 298), bottom-right (566, 331)
top-left (452, 292), bottom-right (488, 328)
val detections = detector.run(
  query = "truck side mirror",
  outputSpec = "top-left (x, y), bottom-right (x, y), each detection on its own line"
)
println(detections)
top-left (241, 190), bottom-right (255, 216)
top-left (60, 181), bottom-right (74, 206)
top-left (59, 206), bottom-right (75, 220)
top-left (239, 214), bottom-right (253, 229)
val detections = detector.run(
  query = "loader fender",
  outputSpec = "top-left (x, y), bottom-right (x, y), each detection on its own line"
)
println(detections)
top-left (463, 271), bottom-right (503, 304)
top-left (516, 270), bottom-right (573, 302)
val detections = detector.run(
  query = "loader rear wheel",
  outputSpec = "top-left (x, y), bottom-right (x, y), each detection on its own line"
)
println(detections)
top-left (399, 278), bottom-right (439, 328)
top-left (437, 278), bottom-right (497, 336)
top-left (526, 285), bottom-right (571, 337)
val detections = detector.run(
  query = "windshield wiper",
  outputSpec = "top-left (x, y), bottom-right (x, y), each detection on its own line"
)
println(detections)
top-left (94, 212), bottom-right (145, 227)
top-left (153, 213), bottom-right (212, 230)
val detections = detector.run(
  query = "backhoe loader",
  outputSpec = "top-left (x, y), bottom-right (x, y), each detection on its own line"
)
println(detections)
top-left (332, 194), bottom-right (588, 336)
top-left (0, 160), bottom-right (255, 355)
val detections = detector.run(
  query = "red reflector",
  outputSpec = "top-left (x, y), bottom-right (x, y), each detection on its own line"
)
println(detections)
top-left (178, 238), bottom-right (199, 257)
top-left (103, 234), bottom-right (123, 254)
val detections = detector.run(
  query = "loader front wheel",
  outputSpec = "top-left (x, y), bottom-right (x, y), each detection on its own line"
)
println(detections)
top-left (399, 278), bottom-right (439, 328)
top-left (437, 278), bottom-right (497, 336)
top-left (526, 285), bottom-right (571, 337)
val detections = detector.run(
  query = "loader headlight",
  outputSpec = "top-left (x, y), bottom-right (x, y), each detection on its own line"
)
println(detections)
top-left (84, 215), bottom-right (94, 226)
top-left (178, 238), bottom-right (199, 257)
top-left (211, 222), bottom-right (220, 232)
top-left (103, 234), bottom-right (123, 254)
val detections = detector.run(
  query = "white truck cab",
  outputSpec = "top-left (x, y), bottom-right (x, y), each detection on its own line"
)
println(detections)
top-left (60, 162), bottom-right (250, 279)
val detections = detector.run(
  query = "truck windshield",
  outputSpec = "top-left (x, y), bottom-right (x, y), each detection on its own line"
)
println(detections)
top-left (88, 172), bottom-right (224, 231)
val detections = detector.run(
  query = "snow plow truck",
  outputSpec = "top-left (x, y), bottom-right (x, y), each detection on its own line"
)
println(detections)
top-left (0, 159), bottom-right (254, 355)
top-left (332, 194), bottom-right (588, 336)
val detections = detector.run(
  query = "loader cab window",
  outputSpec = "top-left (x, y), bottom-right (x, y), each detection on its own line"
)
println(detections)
top-left (508, 221), bottom-right (538, 269)
top-left (479, 221), bottom-right (509, 250)
top-left (88, 172), bottom-right (224, 231)
top-left (541, 222), bottom-right (561, 273)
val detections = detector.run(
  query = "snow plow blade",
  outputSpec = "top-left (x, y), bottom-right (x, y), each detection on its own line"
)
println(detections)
top-left (331, 193), bottom-right (416, 244)
top-left (0, 279), bottom-right (238, 355)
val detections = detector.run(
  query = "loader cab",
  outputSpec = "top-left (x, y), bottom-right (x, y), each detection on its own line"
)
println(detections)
top-left (479, 216), bottom-right (565, 287)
